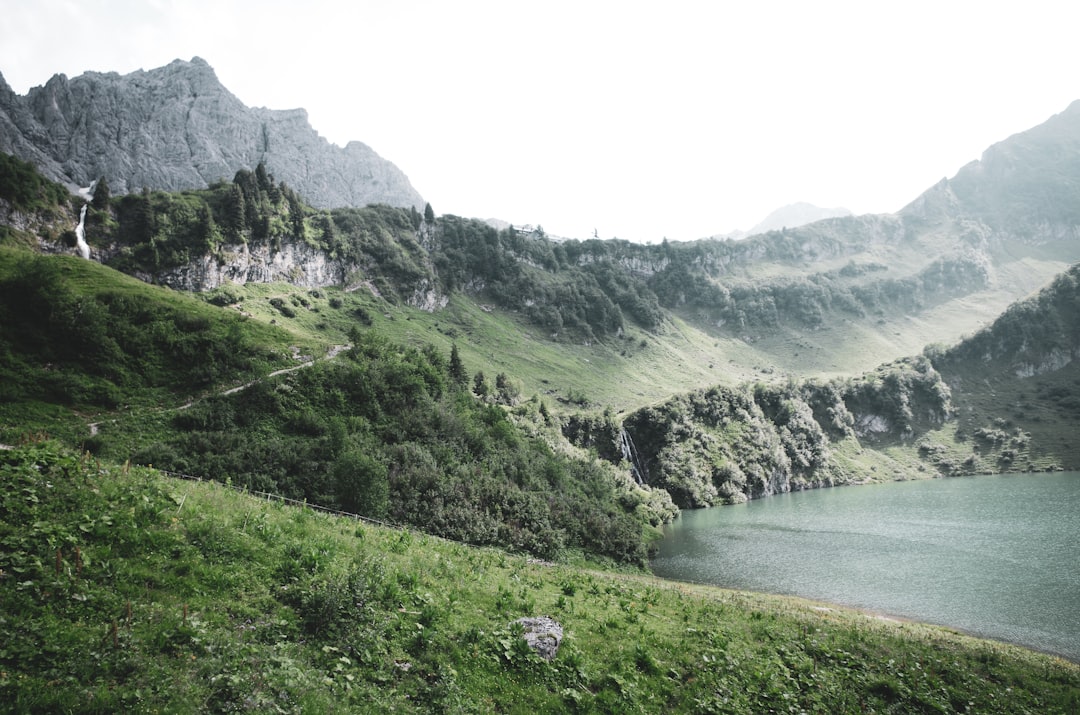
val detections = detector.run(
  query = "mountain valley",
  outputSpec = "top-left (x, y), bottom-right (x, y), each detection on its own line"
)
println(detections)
top-left (1, 58), bottom-right (1079, 711)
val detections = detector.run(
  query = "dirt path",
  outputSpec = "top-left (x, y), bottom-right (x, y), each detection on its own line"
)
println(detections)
top-left (222, 344), bottom-right (348, 396)
top-left (83, 344), bottom-right (351, 436)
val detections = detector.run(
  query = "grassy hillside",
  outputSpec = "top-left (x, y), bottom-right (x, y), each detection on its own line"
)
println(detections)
top-left (2, 441), bottom-right (1076, 713)
top-left (0, 248), bottom-right (308, 443)
top-left (917, 264), bottom-right (1080, 474)
top-left (3, 121), bottom-right (1080, 712)
top-left (0, 247), bottom-right (682, 567)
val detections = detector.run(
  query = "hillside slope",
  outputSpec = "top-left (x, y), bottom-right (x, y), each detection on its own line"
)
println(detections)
top-left (1, 442), bottom-right (1076, 713)
top-left (612, 263), bottom-right (1080, 511)
top-left (929, 263), bottom-right (1080, 472)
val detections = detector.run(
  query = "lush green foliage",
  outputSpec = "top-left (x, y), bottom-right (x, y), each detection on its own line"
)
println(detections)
top-left (103, 164), bottom-right (308, 273)
top-left (0, 152), bottom-right (71, 212)
top-left (324, 205), bottom-right (433, 302)
top-left (1, 442), bottom-right (1076, 713)
top-left (117, 329), bottom-right (667, 565)
top-left (431, 217), bottom-right (660, 338)
top-left (916, 263), bottom-right (1080, 473)
top-left (648, 251), bottom-right (991, 330)
top-left (621, 358), bottom-right (953, 508)
top-left (939, 264), bottom-right (1080, 373)
top-left (0, 250), bottom-right (288, 410)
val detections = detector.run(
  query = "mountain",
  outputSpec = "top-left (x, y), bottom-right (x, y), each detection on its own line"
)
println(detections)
top-left (902, 99), bottom-right (1080, 231)
top-left (715, 202), bottom-right (853, 240)
top-left (0, 57), bottom-right (424, 211)
top-left (2, 95), bottom-right (1079, 397)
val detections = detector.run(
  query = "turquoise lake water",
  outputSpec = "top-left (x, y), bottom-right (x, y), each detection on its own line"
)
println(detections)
top-left (650, 472), bottom-right (1080, 661)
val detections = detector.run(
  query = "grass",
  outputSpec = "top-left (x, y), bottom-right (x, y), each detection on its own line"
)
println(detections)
top-left (916, 362), bottom-right (1080, 475)
top-left (1, 441), bottom-right (1077, 713)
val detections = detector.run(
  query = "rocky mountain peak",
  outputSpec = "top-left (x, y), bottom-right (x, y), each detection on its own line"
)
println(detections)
top-left (0, 57), bottom-right (424, 210)
top-left (901, 100), bottom-right (1080, 230)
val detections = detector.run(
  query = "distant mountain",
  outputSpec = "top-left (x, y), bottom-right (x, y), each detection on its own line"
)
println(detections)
top-left (715, 202), bottom-right (853, 240)
top-left (902, 99), bottom-right (1080, 231)
top-left (0, 57), bottom-right (424, 210)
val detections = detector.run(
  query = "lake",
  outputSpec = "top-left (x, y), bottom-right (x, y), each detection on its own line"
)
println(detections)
top-left (650, 472), bottom-right (1080, 662)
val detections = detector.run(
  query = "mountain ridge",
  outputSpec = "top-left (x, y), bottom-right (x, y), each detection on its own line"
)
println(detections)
top-left (0, 57), bottom-right (425, 211)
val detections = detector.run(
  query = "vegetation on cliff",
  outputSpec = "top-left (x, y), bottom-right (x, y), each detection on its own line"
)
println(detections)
top-left (615, 357), bottom-right (952, 508)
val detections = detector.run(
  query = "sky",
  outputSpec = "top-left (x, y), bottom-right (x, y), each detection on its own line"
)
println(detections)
top-left (1, 0), bottom-right (1078, 243)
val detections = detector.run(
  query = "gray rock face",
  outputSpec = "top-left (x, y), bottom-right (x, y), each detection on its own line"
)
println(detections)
top-left (148, 241), bottom-right (348, 292)
top-left (513, 616), bottom-right (563, 661)
top-left (0, 57), bottom-right (424, 211)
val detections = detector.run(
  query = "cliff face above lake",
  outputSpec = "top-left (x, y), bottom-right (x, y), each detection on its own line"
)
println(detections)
top-left (0, 57), bottom-right (424, 211)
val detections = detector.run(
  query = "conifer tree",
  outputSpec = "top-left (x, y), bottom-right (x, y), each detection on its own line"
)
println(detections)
top-left (224, 183), bottom-right (247, 239)
top-left (91, 176), bottom-right (110, 210)
top-left (255, 162), bottom-right (272, 194)
top-left (473, 370), bottom-right (491, 399)
top-left (449, 343), bottom-right (468, 387)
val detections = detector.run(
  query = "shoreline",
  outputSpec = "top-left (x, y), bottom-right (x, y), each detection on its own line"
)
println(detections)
top-left (648, 571), bottom-right (1080, 665)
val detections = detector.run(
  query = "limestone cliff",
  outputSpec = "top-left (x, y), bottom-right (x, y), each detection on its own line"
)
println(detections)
top-left (0, 57), bottom-right (424, 211)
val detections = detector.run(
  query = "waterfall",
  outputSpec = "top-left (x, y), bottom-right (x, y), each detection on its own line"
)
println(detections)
top-left (73, 180), bottom-right (96, 260)
top-left (75, 204), bottom-right (90, 259)
top-left (619, 427), bottom-right (648, 486)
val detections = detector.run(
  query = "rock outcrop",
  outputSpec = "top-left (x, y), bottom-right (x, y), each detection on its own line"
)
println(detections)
top-left (0, 57), bottom-right (424, 211)
top-left (148, 241), bottom-right (349, 292)
top-left (513, 616), bottom-right (563, 661)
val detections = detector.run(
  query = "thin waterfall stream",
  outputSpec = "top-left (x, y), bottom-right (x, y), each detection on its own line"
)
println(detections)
top-left (74, 180), bottom-right (96, 260)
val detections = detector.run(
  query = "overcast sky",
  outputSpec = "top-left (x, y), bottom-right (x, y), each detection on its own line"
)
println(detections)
top-left (2, 0), bottom-right (1078, 242)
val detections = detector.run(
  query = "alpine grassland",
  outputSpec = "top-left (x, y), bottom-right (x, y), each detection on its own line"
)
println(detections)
top-left (1, 441), bottom-right (1077, 713)
top-left (4, 147), bottom-right (1080, 714)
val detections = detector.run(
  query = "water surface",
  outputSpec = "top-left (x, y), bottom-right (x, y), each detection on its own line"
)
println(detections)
top-left (650, 472), bottom-right (1080, 661)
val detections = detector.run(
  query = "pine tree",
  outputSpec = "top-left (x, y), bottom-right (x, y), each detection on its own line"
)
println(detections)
top-left (424, 202), bottom-right (435, 223)
top-left (91, 176), bottom-right (110, 211)
top-left (255, 162), bottom-right (272, 194)
top-left (286, 188), bottom-right (305, 239)
top-left (449, 343), bottom-right (468, 387)
top-left (473, 370), bottom-right (491, 399)
top-left (224, 183), bottom-right (247, 239)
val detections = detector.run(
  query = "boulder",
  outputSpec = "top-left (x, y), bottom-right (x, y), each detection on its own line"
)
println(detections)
top-left (513, 616), bottom-right (563, 661)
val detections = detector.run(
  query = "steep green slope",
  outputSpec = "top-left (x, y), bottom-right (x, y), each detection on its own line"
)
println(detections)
top-left (925, 264), bottom-right (1080, 472)
top-left (2, 442), bottom-right (1076, 713)
top-left (0, 247), bottom-right (305, 440)
top-left (0, 248), bottom-right (676, 565)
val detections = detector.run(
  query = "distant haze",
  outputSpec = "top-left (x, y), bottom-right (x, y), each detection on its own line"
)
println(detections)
top-left (715, 203), bottom-right (853, 241)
